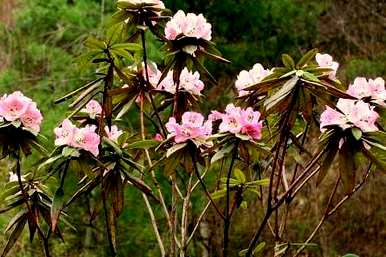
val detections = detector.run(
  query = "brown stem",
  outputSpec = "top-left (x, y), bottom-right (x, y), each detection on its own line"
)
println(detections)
top-left (191, 152), bottom-right (225, 220)
top-left (140, 30), bottom-right (167, 136)
top-left (99, 56), bottom-right (117, 256)
top-left (224, 142), bottom-right (238, 257)
top-left (15, 150), bottom-right (51, 257)
top-left (327, 163), bottom-right (372, 216)
top-left (246, 148), bottom-right (325, 257)
top-left (101, 183), bottom-right (117, 256)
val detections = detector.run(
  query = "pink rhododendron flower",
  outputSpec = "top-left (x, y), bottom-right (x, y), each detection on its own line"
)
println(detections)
top-left (73, 125), bottom-right (100, 157)
top-left (54, 119), bottom-right (77, 147)
top-left (165, 10), bottom-right (212, 41)
top-left (178, 68), bottom-right (204, 95)
top-left (54, 120), bottom-right (100, 156)
top-left (320, 99), bottom-right (379, 133)
top-left (143, 62), bottom-right (163, 87)
top-left (347, 77), bottom-right (386, 106)
top-left (82, 100), bottom-right (102, 119)
top-left (211, 104), bottom-right (263, 140)
top-left (0, 91), bottom-right (43, 134)
top-left (165, 112), bottom-right (212, 143)
top-left (105, 125), bottom-right (123, 142)
top-left (146, 65), bottom-right (205, 96)
top-left (235, 63), bottom-right (270, 97)
top-left (315, 53), bottom-right (339, 80)
top-left (0, 91), bottom-right (32, 122)
top-left (20, 103), bottom-right (43, 134)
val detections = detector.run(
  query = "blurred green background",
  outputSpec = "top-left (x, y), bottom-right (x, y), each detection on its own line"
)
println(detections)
top-left (0, 0), bottom-right (385, 256)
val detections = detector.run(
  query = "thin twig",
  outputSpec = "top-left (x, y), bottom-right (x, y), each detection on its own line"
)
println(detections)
top-left (293, 174), bottom-right (341, 257)
top-left (140, 93), bottom-right (166, 256)
top-left (186, 201), bottom-right (211, 245)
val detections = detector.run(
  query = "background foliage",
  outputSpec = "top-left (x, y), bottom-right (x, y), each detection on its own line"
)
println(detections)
top-left (0, 0), bottom-right (385, 256)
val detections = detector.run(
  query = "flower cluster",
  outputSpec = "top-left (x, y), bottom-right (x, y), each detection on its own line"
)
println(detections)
top-left (82, 100), bottom-right (102, 119)
top-left (54, 119), bottom-right (100, 156)
top-left (165, 10), bottom-right (212, 41)
top-left (235, 63), bottom-right (270, 97)
top-left (315, 53), bottom-right (339, 80)
top-left (0, 91), bottom-right (43, 135)
top-left (347, 77), bottom-right (386, 106)
top-left (54, 119), bottom-right (123, 156)
top-left (165, 112), bottom-right (212, 143)
top-left (210, 104), bottom-right (263, 140)
top-left (320, 99), bottom-right (379, 133)
top-left (144, 63), bottom-right (205, 95)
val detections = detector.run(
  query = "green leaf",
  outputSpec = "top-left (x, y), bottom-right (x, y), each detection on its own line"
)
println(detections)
top-left (351, 128), bottom-right (362, 141)
top-left (111, 10), bottom-right (131, 24)
top-left (296, 48), bottom-right (318, 68)
top-left (111, 43), bottom-right (142, 52)
top-left (127, 140), bottom-right (159, 149)
top-left (211, 189), bottom-right (227, 200)
top-left (62, 147), bottom-right (79, 157)
top-left (116, 98), bottom-right (135, 120)
top-left (51, 188), bottom-right (65, 232)
top-left (245, 179), bottom-right (270, 187)
top-left (234, 168), bottom-right (246, 183)
top-left (166, 143), bottom-right (187, 158)
top-left (1, 216), bottom-right (27, 257)
top-left (103, 137), bottom-right (123, 156)
top-left (55, 77), bottom-right (104, 104)
top-left (85, 37), bottom-right (106, 50)
top-left (302, 71), bottom-right (320, 82)
top-left (211, 143), bottom-right (235, 164)
top-left (38, 155), bottom-right (63, 171)
top-left (342, 254), bottom-right (359, 257)
top-left (66, 176), bottom-right (102, 207)
top-left (5, 210), bottom-right (28, 233)
top-left (264, 76), bottom-right (298, 110)
top-left (282, 54), bottom-right (295, 69)
top-left (240, 201), bottom-right (248, 209)
top-left (253, 242), bottom-right (266, 255)
top-left (239, 242), bottom-right (265, 256)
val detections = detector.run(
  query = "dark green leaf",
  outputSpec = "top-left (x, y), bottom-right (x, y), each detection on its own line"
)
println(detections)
top-left (317, 147), bottom-right (338, 185)
top-left (296, 48), bottom-right (318, 68)
top-left (5, 210), bottom-right (28, 233)
top-left (264, 76), bottom-right (298, 110)
top-left (166, 143), bottom-right (187, 158)
top-left (51, 188), bottom-right (65, 231)
top-left (282, 54), bottom-right (295, 69)
top-left (1, 216), bottom-right (27, 257)
top-left (55, 78), bottom-right (104, 104)
top-left (127, 140), bottom-right (159, 149)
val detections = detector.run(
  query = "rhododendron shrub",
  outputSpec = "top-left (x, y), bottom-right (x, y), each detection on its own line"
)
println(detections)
top-left (0, 2), bottom-right (385, 257)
